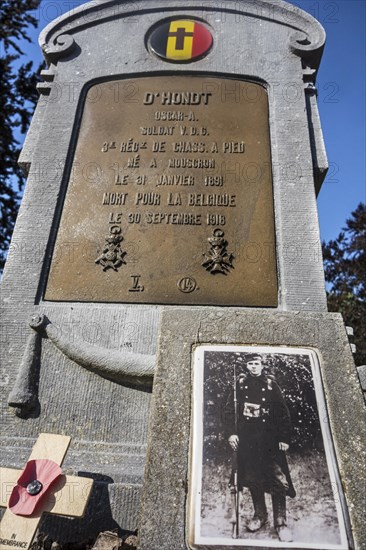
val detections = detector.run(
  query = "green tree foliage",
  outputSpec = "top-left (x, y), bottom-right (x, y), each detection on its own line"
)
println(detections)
top-left (0, 0), bottom-right (42, 271)
top-left (323, 203), bottom-right (366, 365)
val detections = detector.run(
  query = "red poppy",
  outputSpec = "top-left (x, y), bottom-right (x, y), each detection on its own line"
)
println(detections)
top-left (9, 459), bottom-right (62, 516)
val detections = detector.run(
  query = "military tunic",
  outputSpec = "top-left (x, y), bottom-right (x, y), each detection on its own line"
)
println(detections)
top-left (230, 372), bottom-right (295, 497)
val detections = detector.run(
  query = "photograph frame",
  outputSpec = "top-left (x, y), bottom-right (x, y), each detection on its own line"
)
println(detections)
top-left (188, 345), bottom-right (351, 550)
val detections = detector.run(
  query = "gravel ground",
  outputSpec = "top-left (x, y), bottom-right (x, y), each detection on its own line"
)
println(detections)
top-left (200, 450), bottom-right (343, 544)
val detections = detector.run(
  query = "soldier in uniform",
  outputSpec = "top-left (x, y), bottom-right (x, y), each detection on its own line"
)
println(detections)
top-left (227, 354), bottom-right (295, 542)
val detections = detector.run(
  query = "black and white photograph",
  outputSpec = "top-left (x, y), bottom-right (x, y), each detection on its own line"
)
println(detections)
top-left (188, 346), bottom-right (349, 549)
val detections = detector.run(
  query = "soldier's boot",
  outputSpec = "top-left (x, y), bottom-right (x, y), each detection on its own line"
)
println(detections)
top-left (276, 526), bottom-right (293, 542)
top-left (247, 486), bottom-right (267, 531)
top-left (247, 516), bottom-right (268, 532)
top-left (272, 493), bottom-right (293, 542)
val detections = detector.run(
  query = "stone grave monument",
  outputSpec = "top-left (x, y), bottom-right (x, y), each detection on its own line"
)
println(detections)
top-left (0, 0), bottom-right (365, 548)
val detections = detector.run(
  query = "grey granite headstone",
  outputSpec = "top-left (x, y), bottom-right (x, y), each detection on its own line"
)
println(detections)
top-left (0, 0), bottom-right (364, 547)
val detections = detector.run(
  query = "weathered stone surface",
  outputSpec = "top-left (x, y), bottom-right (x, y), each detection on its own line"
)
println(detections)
top-left (140, 310), bottom-right (366, 549)
top-left (357, 366), bottom-right (366, 392)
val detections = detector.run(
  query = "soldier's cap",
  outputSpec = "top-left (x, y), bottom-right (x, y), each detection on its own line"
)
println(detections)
top-left (245, 353), bottom-right (263, 363)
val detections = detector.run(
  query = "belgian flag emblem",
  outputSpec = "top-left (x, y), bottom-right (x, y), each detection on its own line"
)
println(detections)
top-left (149, 20), bottom-right (213, 62)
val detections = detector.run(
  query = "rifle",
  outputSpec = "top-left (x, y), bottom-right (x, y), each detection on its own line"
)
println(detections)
top-left (230, 362), bottom-right (239, 539)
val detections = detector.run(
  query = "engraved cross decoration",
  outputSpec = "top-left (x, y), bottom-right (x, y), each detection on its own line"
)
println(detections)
top-left (0, 433), bottom-right (93, 550)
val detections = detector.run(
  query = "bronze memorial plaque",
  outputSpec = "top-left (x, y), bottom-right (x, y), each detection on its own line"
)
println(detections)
top-left (45, 76), bottom-right (277, 306)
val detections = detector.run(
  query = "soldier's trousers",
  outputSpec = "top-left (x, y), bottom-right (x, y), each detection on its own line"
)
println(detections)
top-left (249, 485), bottom-right (287, 527)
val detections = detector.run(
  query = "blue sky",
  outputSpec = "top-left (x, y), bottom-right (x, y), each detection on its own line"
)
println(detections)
top-left (20, 0), bottom-right (366, 243)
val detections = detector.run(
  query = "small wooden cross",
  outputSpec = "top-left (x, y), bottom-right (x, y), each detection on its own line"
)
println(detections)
top-left (0, 433), bottom-right (93, 550)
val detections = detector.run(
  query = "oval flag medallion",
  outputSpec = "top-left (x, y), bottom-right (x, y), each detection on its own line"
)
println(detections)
top-left (148, 19), bottom-right (213, 62)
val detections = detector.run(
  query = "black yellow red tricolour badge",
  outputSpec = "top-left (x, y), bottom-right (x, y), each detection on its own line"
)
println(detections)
top-left (148, 19), bottom-right (213, 62)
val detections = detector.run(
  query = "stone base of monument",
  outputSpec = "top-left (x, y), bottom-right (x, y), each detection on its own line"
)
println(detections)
top-left (139, 309), bottom-right (366, 550)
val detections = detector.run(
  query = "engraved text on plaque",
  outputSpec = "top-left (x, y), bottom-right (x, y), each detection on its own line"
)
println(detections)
top-left (45, 76), bottom-right (277, 306)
